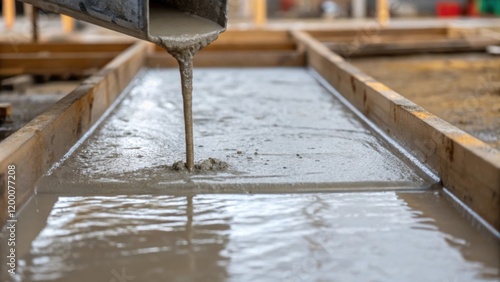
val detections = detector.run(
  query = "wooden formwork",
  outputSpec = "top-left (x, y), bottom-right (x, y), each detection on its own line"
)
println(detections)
top-left (306, 26), bottom-right (500, 57)
top-left (0, 41), bottom-right (147, 224)
top-left (0, 42), bottom-right (132, 76)
top-left (147, 30), bottom-right (305, 67)
top-left (0, 26), bottom-right (499, 232)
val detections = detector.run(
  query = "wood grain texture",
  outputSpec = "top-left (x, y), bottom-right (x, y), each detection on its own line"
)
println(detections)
top-left (0, 42), bottom-right (131, 53)
top-left (147, 50), bottom-right (305, 68)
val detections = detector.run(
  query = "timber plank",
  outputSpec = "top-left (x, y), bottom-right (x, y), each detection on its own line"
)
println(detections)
top-left (0, 42), bottom-right (132, 53)
top-left (147, 51), bottom-right (305, 67)
top-left (0, 52), bottom-right (120, 76)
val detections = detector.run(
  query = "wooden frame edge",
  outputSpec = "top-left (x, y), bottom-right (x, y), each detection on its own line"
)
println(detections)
top-left (146, 50), bottom-right (306, 68)
top-left (0, 41), bottom-right (148, 225)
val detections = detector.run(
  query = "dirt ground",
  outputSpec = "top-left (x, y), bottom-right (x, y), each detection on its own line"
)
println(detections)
top-left (350, 53), bottom-right (500, 150)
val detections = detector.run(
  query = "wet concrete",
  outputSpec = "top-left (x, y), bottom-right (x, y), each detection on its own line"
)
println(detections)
top-left (2, 192), bottom-right (499, 281)
top-left (38, 68), bottom-right (434, 193)
top-left (2, 68), bottom-right (498, 282)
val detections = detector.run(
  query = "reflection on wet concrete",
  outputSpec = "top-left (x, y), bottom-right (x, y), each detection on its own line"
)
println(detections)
top-left (6, 195), bottom-right (230, 282)
top-left (2, 192), bottom-right (498, 281)
top-left (398, 192), bottom-right (500, 279)
top-left (38, 68), bottom-right (433, 194)
top-left (2, 68), bottom-right (498, 281)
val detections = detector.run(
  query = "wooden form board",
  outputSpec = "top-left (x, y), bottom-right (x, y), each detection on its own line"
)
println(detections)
top-left (0, 42), bottom-right (131, 53)
top-left (304, 25), bottom-right (497, 41)
top-left (203, 30), bottom-right (296, 51)
top-left (291, 30), bottom-right (500, 231)
top-left (325, 37), bottom-right (499, 57)
top-left (307, 27), bottom-right (500, 57)
top-left (147, 50), bottom-right (305, 68)
top-left (148, 30), bottom-right (305, 68)
top-left (0, 42), bottom-right (132, 76)
top-left (0, 41), bottom-right (148, 225)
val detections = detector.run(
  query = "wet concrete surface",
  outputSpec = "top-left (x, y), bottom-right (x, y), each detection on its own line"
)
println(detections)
top-left (2, 192), bottom-right (499, 281)
top-left (38, 68), bottom-right (433, 194)
top-left (1, 68), bottom-right (498, 281)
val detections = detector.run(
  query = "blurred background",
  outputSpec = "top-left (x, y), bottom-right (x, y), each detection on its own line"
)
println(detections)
top-left (1, 0), bottom-right (499, 30)
top-left (3, 0), bottom-right (495, 17)
top-left (227, 0), bottom-right (498, 19)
